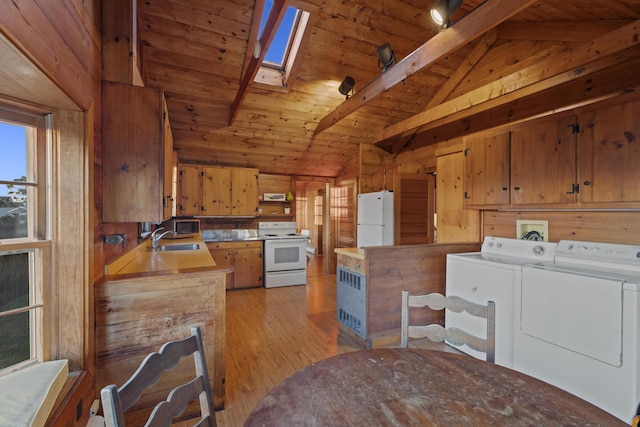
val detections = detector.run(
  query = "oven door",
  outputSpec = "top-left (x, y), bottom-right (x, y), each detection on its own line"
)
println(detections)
top-left (264, 238), bottom-right (306, 272)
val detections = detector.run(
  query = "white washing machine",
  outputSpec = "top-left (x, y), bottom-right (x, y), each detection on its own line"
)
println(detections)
top-left (514, 240), bottom-right (640, 423)
top-left (445, 236), bottom-right (558, 367)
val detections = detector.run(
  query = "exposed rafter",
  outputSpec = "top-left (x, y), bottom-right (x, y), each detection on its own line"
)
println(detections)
top-left (313, 0), bottom-right (539, 136)
top-left (496, 20), bottom-right (634, 42)
top-left (229, 0), bottom-right (288, 125)
top-left (375, 19), bottom-right (640, 152)
top-left (390, 29), bottom-right (499, 156)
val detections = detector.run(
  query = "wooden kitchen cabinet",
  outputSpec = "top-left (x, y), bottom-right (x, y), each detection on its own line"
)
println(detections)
top-left (510, 115), bottom-right (577, 206)
top-left (435, 148), bottom-right (480, 243)
top-left (103, 81), bottom-right (174, 222)
top-left (177, 163), bottom-right (202, 216)
top-left (577, 98), bottom-right (640, 207)
top-left (463, 131), bottom-right (510, 208)
top-left (178, 164), bottom-right (258, 216)
top-left (207, 241), bottom-right (263, 289)
top-left (96, 269), bottom-right (227, 416)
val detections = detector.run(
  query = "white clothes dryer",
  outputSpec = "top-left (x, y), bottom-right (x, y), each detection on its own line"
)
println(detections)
top-left (514, 240), bottom-right (640, 423)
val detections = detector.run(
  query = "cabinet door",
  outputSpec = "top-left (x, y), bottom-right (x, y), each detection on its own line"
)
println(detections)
top-left (202, 167), bottom-right (232, 215)
top-left (436, 150), bottom-right (480, 243)
top-left (103, 81), bottom-right (167, 222)
top-left (233, 245), bottom-right (263, 289)
top-left (231, 168), bottom-right (259, 216)
top-left (511, 115), bottom-right (577, 206)
top-left (578, 99), bottom-right (640, 205)
top-left (162, 101), bottom-right (175, 219)
top-left (464, 131), bottom-right (510, 207)
top-left (178, 164), bottom-right (202, 216)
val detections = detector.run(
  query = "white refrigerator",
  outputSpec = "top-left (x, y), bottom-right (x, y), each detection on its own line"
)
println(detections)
top-left (357, 191), bottom-right (394, 248)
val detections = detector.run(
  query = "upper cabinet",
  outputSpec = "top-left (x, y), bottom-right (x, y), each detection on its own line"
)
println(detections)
top-left (102, 81), bottom-right (174, 222)
top-left (464, 131), bottom-right (510, 208)
top-left (178, 164), bottom-right (259, 216)
top-left (577, 99), bottom-right (640, 207)
top-left (463, 97), bottom-right (640, 210)
top-left (510, 115), bottom-right (577, 207)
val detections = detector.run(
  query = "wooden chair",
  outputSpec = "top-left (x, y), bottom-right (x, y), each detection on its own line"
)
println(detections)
top-left (101, 326), bottom-right (216, 427)
top-left (400, 291), bottom-right (496, 363)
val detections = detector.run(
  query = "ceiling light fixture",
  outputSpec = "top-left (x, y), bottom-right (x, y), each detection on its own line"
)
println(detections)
top-left (430, 0), bottom-right (462, 28)
top-left (338, 76), bottom-right (355, 99)
top-left (376, 43), bottom-right (396, 72)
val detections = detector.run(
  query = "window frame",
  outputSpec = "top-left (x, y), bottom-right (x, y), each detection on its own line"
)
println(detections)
top-left (0, 103), bottom-right (53, 375)
top-left (249, 0), bottom-right (318, 89)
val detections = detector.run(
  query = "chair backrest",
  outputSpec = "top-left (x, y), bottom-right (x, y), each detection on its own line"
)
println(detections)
top-left (400, 291), bottom-right (496, 363)
top-left (101, 326), bottom-right (216, 427)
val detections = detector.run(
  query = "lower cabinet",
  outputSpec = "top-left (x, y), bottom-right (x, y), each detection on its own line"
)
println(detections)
top-left (207, 241), bottom-right (263, 289)
top-left (95, 269), bottom-right (227, 421)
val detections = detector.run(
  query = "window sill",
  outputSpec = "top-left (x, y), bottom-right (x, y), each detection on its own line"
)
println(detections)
top-left (0, 360), bottom-right (68, 426)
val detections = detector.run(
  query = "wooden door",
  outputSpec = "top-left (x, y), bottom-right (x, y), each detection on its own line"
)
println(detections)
top-left (334, 180), bottom-right (357, 248)
top-left (511, 115), bottom-right (577, 206)
top-left (396, 173), bottom-right (435, 245)
top-left (436, 151), bottom-right (480, 243)
top-left (577, 99), bottom-right (640, 205)
top-left (202, 166), bottom-right (231, 215)
top-left (178, 164), bottom-right (202, 216)
top-left (464, 131), bottom-right (510, 207)
top-left (231, 168), bottom-right (259, 216)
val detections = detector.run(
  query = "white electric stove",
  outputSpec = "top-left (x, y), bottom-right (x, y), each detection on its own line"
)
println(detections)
top-left (258, 222), bottom-right (307, 288)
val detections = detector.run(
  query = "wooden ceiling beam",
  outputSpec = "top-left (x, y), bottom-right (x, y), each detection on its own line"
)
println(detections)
top-left (229, 0), bottom-right (287, 125)
top-left (496, 20), bottom-right (633, 42)
top-left (399, 64), bottom-right (640, 154)
top-left (313, 0), bottom-right (539, 136)
top-left (389, 29), bottom-right (499, 155)
top-left (376, 19), bottom-right (640, 151)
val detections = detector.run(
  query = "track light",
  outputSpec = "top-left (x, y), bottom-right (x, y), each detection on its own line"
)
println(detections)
top-left (430, 0), bottom-right (462, 28)
top-left (376, 43), bottom-right (396, 72)
top-left (338, 76), bottom-right (355, 99)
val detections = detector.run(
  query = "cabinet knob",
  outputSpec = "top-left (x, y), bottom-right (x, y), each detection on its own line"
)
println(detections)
top-left (513, 186), bottom-right (521, 191)
top-left (502, 187), bottom-right (508, 191)
top-left (583, 181), bottom-right (591, 186)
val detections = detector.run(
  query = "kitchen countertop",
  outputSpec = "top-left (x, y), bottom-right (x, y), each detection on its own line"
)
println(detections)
top-left (105, 236), bottom-right (218, 276)
top-left (203, 237), bottom-right (263, 242)
top-left (334, 247), bottom-right (365, 259)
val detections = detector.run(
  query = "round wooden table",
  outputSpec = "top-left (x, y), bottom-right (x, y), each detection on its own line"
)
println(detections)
top-left (244, 348), bottom-right (625, 426)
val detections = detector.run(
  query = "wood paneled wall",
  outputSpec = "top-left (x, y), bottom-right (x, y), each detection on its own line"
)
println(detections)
top-left (0, 1), bottom-right (101, 372)
top-left (483, 211), bottom-right (640, 245)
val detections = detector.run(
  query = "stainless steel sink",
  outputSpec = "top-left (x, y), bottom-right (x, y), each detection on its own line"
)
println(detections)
top-left (152, 243), bottom-right (200, 252)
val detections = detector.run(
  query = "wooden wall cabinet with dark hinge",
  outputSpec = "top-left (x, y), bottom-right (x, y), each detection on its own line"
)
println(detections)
top-left (178, 163), bottom-right (259, 216)
top-left (102, 81), bottom-right (174, 222)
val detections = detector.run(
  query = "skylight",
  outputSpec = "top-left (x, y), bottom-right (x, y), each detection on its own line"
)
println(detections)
top-left (254, 0), bottom-right (312, 87)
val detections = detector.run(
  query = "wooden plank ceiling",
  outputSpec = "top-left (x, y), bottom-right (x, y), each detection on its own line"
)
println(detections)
top-left (137, 0), bottom-right (640, 177)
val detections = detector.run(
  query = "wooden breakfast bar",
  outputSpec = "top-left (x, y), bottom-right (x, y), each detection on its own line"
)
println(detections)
top-left (244, 348), bottom-right (625, 426)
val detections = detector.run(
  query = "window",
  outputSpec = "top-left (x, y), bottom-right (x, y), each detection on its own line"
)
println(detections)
top-left (253, 0), bottom-right (314, 88)
top-left (0, 106), bottom-right (51, 374)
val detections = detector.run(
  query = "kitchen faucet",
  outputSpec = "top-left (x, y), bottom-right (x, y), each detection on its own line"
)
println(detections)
top-left (151, 227), bottom-right (176, 249)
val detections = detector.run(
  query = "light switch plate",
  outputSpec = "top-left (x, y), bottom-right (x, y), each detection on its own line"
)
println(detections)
top-left (516, 220), bottom-right (549, 241)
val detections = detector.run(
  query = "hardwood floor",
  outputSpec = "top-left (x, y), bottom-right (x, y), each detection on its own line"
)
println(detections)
top-left (202, 254), bottom-right (454, 427)
top-left (214, 255), bottom-right (358, 426)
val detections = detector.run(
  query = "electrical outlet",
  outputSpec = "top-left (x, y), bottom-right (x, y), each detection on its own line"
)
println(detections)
top-left (516, 220), bottom-right (548, 241)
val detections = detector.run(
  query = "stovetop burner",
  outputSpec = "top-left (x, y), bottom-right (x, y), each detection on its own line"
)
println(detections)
top-left (258, 221), bottom-right (302, 239)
